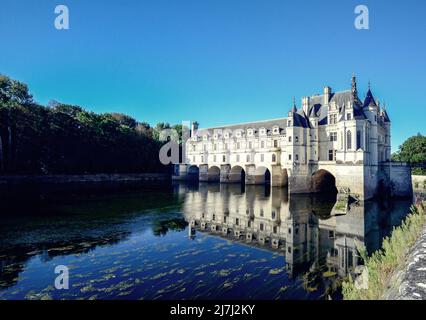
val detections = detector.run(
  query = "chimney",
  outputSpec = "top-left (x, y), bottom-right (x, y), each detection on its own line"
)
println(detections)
top-left (302, 96), bottom-right (310, 115)
top-left (324, 86), bottom-right (331, 105)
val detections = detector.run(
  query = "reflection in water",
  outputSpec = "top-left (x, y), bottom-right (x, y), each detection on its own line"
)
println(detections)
top-left (0, 183), bottom-right (412, 300)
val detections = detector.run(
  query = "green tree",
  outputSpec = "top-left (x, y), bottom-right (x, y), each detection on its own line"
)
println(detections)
top-left (392, 133), bottom-right (426, 174)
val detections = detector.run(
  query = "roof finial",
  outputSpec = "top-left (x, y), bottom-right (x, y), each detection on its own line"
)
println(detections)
top-left (351, 74), bottom-right (359, 102)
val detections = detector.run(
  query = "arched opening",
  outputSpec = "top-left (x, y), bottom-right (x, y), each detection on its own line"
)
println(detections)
top-left (207, 166), bottom-right (220, 182)
top-left (187, 165), bottom-right (200, 181)
top-left (229, 166), bottom-right (246, 183)
top-left (312, 170), bottom-right (337, 194)
top-left (255, 166), bottom-right (271, 185)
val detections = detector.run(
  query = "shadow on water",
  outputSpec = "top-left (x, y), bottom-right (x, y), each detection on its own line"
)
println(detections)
top-left (0, 181), bottom-right (413, 300)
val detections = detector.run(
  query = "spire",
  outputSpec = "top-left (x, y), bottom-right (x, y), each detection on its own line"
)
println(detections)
top-left (292, 97), bottom-right (297, 113)
top-left (351, 74), bottom-right (361, 105)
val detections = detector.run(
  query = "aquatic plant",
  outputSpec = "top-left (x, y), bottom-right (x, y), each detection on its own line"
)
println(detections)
top-left (342, 202), bottom-right (426, 300)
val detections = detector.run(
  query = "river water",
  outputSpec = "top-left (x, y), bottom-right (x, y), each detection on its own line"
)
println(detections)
top-left (0, 182), bottom-right (412, 300)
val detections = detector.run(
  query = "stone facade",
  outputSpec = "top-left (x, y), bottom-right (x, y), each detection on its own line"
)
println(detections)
top-left (174, 76), bottom-right (412, 200)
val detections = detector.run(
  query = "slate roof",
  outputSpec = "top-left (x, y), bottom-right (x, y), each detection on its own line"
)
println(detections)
top-left (195, 84), bottom-right (386, 134)
top-left (363, 89), bottom-right (377, 108)
top-left (195, 118), bottom-right (288, 137)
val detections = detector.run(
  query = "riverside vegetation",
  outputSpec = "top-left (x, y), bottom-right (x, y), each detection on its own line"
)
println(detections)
top-left (342, 201), bottom-right (426, 300)
top-left (0, 74), bottom-right (184, 175)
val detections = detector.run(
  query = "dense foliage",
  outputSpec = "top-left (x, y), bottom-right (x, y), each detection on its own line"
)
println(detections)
top-left (0, 74), bottom-right (179, 175)
top-left (392, 134), bottom-right (426, 175)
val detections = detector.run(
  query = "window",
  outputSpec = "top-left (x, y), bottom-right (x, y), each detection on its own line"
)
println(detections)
top-left (295, 154), bottom-right (299, 161)
top-left (223, 155), bottom-right (226, 163)
top-left (329, 132), bottom-right (337, 142)
top-left (260, 209), bottom-right (264, 217)
top-left (289, 136), bottom-right (292, 143)
top-left (224, 216), bottom-right (227, 223)
top-left (329, 150), bottom-right (334, 161)
top-left (261, 141), bottom-right (265, 148)
top-left (347, 130), bottom-right (352, 150)
top-left (272, 154), bottom-right (277, 162)
top-left (329, 114), bottom-right (337, 124)
top-left (246, 154), bottom-right (250, 163)
top-left (260, 223), bottom-right (264, 231)
top-left (289, 154), bottom-right (292, 161)
top-left (288, 120), bottom-right (292, 126)
top-left (274, 140), bottom-right (278, 148)
top-left (357, 130), bottom-right (361, 149)
top-left (272, 211), bottom-right (276, 219)
top-left (213, 144), bottom-right (217, 151)
top-left (201, 156), bottom-right (204, 163)
top-left (192, 145), bottom-right (196, 151)
top-left (236, 155), bottom-right (240, 162)
top-left (248, 221), bottom-right (251, 228)
top-left (347, 113), bottom-right (352, 120)
top-left (237, 142), bottom-right (240, 149)
top-left (213, 155), bottom-right (217, 162)
top-left (212, 214), bottom-right (215, 221)
top-left (249, 141), bottom-right (252, 149)
top-left (203, 145), bottom-right (207, 151)
top-left (273, 226), bottom-right (278, 234)
top-left (261, 154), bottom-right (264, 162)
top-left (295, 136), bottom-right (299, 143)
top-left (329, 230), bottom-right (335, 239)
top-left (235, 218), bottom-right (239, 226)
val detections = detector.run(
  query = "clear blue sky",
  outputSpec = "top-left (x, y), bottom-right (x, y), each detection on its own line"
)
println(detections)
top-left (0, 0), bottom-right (425, 151)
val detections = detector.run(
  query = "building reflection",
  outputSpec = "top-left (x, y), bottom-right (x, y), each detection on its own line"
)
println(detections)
top-left (177, 182), bottom-right (411, 280)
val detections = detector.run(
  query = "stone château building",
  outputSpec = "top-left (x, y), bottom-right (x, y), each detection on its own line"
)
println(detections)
top-left (173, 76), bottom-right (412, 201)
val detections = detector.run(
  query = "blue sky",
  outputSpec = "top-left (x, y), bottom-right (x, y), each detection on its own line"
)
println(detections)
top-left (0, 0), bottom-right (425, 151)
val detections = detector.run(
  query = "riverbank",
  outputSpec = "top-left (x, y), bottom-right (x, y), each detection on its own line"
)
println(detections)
top-left (0, 173), bottom-right (171, 199)
top-left (342, 201), bottom-right (426, 300)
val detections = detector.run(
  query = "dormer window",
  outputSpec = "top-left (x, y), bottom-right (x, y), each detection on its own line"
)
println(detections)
top-left (203, 135), bottom-right (208, 141)
top-left (273, 126), bottom-right (280, 135)
top-left (247, 129), bottom-right (254, 137)
top-left (224, 132), bottom-right (229, 139)
top-left (260, 128), bottom-right (266, 136)
top-left (236, 131), bottom-right (242, 138)
top-left (213, 134), bottom-right (218, 140)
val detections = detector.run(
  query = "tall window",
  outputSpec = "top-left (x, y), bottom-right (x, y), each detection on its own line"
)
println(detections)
top-left (272, 154), bottom-right (276, 162)
top-left (289, 136), bottom-right (292, 143)
top-left (329, 132), bottom-right (337, 142)
top-left (261, 141), bottom-right (265, 148)
top-left (223, 155), bottom-right (226, 163)
top-left (273, 140), bottom-right (278, 148)
top-left (347, 113), bottom-right (352, 120)
top-left (246, 154), bottom-right (250, 163)
top-left (328, 150), bottom-right (334, 161)
top-left (260, 154), bottom-right (264, 162)
top-left (357, 130), bottom-right (361, 149)
top-left (249, 141), bottom-right (252, 149)
top-left (347, 130), bottom-right (352, 150)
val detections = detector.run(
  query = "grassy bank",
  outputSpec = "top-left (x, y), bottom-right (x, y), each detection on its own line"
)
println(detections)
top-left (342, 201), bottom-right (426, 300)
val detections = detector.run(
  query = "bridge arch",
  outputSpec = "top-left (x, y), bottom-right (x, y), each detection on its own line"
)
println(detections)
top-left (312, 169), bottom-right (337, 194)
top-left (229, 165), bottom-right (246, 183)
top-left (187, 165), bottom-right (200, 181)
top-left (254, 166), bottom-right (271, 185)
top-left (207, 166), bottom-right (220, 182)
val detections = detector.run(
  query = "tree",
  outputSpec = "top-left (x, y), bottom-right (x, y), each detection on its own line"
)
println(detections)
top-left (392, 133), bottom-right (426, 174)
